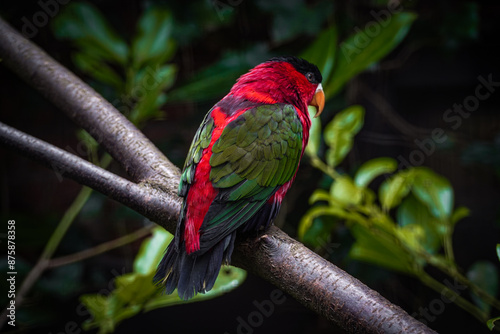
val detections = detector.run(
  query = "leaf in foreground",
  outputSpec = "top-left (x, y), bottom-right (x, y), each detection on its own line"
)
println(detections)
top-left (80, 227), bottom-right (246, 333)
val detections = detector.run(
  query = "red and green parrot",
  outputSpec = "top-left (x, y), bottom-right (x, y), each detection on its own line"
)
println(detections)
top-left (154, 56), bottom-right (325, 300)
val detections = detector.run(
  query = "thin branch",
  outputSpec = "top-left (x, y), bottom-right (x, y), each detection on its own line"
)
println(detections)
top-left (358, 81), bottom-right (431, 139)
top-left (41, 186), bottom-right (94, 259)
top-left (48, 225), bottom-right (153, 268)
top-left (0, 185), bottom-right (93, 328)
top-left (0, 17), bottom-right (437, 334)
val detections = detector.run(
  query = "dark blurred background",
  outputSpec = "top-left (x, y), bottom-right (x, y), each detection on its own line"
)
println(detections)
top-left (1, 0), bottom-right (499, 333)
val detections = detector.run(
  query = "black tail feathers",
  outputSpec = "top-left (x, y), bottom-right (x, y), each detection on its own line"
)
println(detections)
top-left (153, 232), bottom-right (236, 300)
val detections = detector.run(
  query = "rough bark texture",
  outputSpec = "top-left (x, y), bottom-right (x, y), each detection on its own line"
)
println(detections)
top-left (233, 227), bottom-right (434, 333)
top-left (0, 17), bottom-right (437, 334)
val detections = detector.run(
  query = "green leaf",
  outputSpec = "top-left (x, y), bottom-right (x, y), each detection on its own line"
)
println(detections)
top-left (131, 7), bottom-right (176, 68)
top-left (129, 64), bottom-right (177, 124)
top-left (166, 61), bottom-right (245, 103)
top-left (72, 53), bottom-right (124, 91)
top-left (362, 187), bottom-right (377, 206)
top-left (396, 223), bottom-right (425, 253)
top-left (379, 170), bottom-right (413, 210)
top-left (396, 195), bottom-right (442, 254)
top-left (166, 46), bottom-right (269, 103)
top-left (497, 244), bottom-right (500, 262)
top-left (300, 216), bottom-right (337, 251)
top-left (450, 206), bottom-right (470, 226)
top-left (354, 157), bottom-right (397, 188)
top-left (324, 105), bottom-right (365, 167)
top-left (143, 266), bottom-right (247, 311)
top-left (115, 272), bottom-right (159, 309)
top-left (52, 2), bottom-right (129, 64)
top-left (81, 230), bottom-right (246, 334)
top-left (305, 106), bottom-right (322, 157)
top-left (466, 261), bottom-right (499, 315)
top-left (327, 12), bottom-right (417, 97)
top-left (397, 195), bottom-right (430, 229)
top-left (349, 224), bottom-right (416, 274)
top-left (76, 129), bottom-right (99, 152)
top-left (301, 25), bottom-right (337, 85)
top-left (308, 189), bottom-right (331, 205)
top-left (411, 167), bottom-right (453, 221)
top-left (487, 316), bottom-right (500, 330)
top-left (330, 176), bottom-right (363, 206)
top-left (133, 227), bottom-right (173, 275)
top-left (298, 205), bottom-right (348, 240)
top-left (324, 105), bottom-right (364, 146)
top-left (83, 266), bottom-right (246, 333)
top-left (81, 295), bottom-right (114, 333)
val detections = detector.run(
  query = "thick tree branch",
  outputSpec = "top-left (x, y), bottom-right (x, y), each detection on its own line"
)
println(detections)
top-left (234, 227), bottom-right (434, 333)
top-left (0, 17), bottom-right (437, 333)
top-left (0, 122), bottom-right (179, 233)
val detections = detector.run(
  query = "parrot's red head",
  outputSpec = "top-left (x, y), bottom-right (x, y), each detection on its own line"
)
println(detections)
top-left (229, 56), bottom-right (325, 119)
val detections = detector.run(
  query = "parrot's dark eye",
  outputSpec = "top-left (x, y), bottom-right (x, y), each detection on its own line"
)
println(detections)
top-left (269, 56), bottom-right (322, 83)
top-left (306, 72), bottom-right (315, 82)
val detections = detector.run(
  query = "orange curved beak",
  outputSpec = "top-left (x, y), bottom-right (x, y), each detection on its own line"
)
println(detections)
top-left (310, 84), bottom-right (325, 118)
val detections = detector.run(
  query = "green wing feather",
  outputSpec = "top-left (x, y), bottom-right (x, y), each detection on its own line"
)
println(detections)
top-left (196, 103), bottom-right (303, 251)
top-left (210, 103), bottom-right (303, 190)
top-left (178, 109), bottom-right (215, 197)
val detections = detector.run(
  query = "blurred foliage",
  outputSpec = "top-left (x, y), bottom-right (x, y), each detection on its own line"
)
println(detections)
top-left (166, 44), bottom-right (270, 103)
top-left (439, 2), bottom-right (479, 50)
top-left (325, 12), bottom-right (416, 97)
top-left (166, 0), bottom-right (333, 104)
top-left (47, 1), bottom-right (424, 329)
top-left (299, 17), bottom-right (500, 324)
top-left (49, 3), bottom-right (250, 332)
top-left (301, 105), bottom-right (500, 324)
top-left (52, 2), bottom-right (177, 125)
top-left (3, 0), bottom-right (497, 332)
top-left (81, 228), bottom-right (246, 334)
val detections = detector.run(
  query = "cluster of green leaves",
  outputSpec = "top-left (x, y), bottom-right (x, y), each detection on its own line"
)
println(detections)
top-left (52, 2), bottom-right (176, 125)
top-left (297, 12), bottom-right (500, 326)
top-left (81, 228), bottom-right (246, 333)
top-left (301, 106), bottom-right (467, 270)
top-left (63, 6), bottom-right (420, 331)
top-left (301, 12), bottom-right (417, 99)
top-left (70, 5), bottom-right (422, 332)
top-left (167, 0), bottom-right (334, 104)
top-left (301, 10), bottom-right (417, 166)
top-left (165, 45), bottom-right (268, 104)
top-left (302, 106), bottom-right (462, 268)
top-left (302, 107), bottom-right (500, 325)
